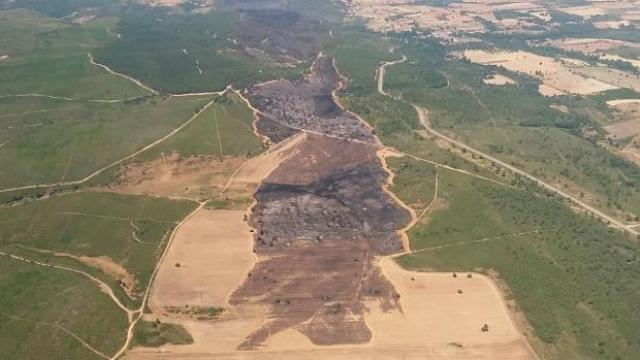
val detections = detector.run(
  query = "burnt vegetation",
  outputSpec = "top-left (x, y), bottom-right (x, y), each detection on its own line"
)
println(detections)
top-left (230, 55), bottom-right (411, 349)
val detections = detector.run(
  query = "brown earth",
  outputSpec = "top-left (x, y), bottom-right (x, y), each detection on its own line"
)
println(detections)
top-left (605, 119), bottom-right (640, 139)
top-left (464, 49), bottom-right (618, 95)
top-left (125, 259), bottom-right (536, 360)
top-left (483, 74), bottom-right (517, 85)
top-left (25, 248), bottom-right (138, 297)
top-left (148, 208), bottom-right (255, 312)
top-left (108, 153), bottom-right (246, 200)
top-left (620, 136), bottom-right (640, 166)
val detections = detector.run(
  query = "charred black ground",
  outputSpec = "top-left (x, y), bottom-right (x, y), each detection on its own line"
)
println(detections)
top-left (230, 55), bottom-right (411, 349)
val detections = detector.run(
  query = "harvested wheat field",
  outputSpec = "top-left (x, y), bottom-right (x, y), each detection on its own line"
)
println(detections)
top-left (573, 66), bottom-right (640, 91)
top-left (607, 99), bottom-right (640, 106)
top-left (557, 5), bottom-right (605, 19)
top-left (542, 38), bottom-right (640, 54)
top-left (464, 49), bottom-right (618, 95)
top-left (125, 257), bottom-right (536, 360)
top-left (148, 208), bottom-right (255, 312)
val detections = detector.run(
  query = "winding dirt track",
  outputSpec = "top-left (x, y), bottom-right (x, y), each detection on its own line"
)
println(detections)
top-left (0, 250), bottom-right (135, 359)
top-left (0, 99), bottom-right (217, 194)
top-left (377, 54), bottom-right (638, 236)
top-left (87, 53), bottom-right (158, 95)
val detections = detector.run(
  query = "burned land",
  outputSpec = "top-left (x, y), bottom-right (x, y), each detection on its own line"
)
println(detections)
top-left (230, 54), bottom-right (411, 349)
top-left (248, 56), bottom-right (375, 143)
top-left (235, 9), bottom-right (331, 61)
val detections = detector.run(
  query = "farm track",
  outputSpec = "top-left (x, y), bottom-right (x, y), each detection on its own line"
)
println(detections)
top-left (108, 200), bottom-right (207, 360)
top-left (376, 55), bottom-right (639, 237)
top-left (0, 99), bottom-right (217, 194)
top-left (87, 53), bottom-right (158, 96)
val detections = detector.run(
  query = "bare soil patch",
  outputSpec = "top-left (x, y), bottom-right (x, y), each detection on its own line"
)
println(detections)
top-left (550, 104), bottom-right (569, 113)
top-left (604, 103), bottom-right (640, 139)
top-left (557, 5), bottom-right (605, 19)
top-left (593, 20), bottom-right (631, 29)
top-left (149, 208), bottom-right (255, 311)
top-left (484, 74), bottom-right (517, 85)
top-left (620, 136), bottom-right (640, 166)
top-left (27, 248), bottom-right (138, 297)
top-left (464, 49), bottom-right (618, 95)
top-left (136, 0), bottom-right (184, 7)
top-left (125, 258), bottom-right (536, 360)
top-left (107, 154), bottom-right (246, 200)
top-left (607, 99), bottom-right (640, 106)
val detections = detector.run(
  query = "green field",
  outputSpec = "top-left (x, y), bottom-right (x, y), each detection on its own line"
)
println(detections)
top-left (390, 160), bottom-right (640, 360)
top-left (0, 258), bottom-right (128, 360)
top-left (454, 126), bottom-right (640, 217)
top-left (333, 31), bottom-right (640, 221)
top-left (139, 93), bottom-right (264, 161)
top-left (94, 11), bottom-right (307, 94)
top-left (0, 96), bottom-right (210, 189)
top-left (0, 10), bottom-right (150, 99)
top-left (0, 187), bottom-right (198, 360)
top-left (0, 191), bottom-right (198, 296)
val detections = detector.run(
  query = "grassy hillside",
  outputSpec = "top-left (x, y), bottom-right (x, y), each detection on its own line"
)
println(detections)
top-left (94, 11), bottom-right (307, 94)
top-left (140, 93), bottom-right (263, 160)
top-left (0, 258), bottom-right (128, 360)
top-left (0, 96), bottom-right (210, 189)
top-left (0, 192), bottom-right (197, 293)
top-left (0, 10), bottom-right (150, 99)
top-left (390, 160), bottom-right (640, 360)
top-left (0, 190), bottom-right (197, 359)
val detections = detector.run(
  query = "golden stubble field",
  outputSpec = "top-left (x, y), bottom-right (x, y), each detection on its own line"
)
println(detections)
top-left (463, 49), bottom-right (619, 96)
top-left (124, 135), bottom-right (537, 360)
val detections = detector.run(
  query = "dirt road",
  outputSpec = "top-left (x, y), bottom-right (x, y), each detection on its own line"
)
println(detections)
top-left (377, 55), bottom-right (406, 97)
top-left (413, 105), bottom-right (637, 236)
top-left (377, 56), bottom-right (638, 237)
top-left (0, 99), bottom-right (217, 194)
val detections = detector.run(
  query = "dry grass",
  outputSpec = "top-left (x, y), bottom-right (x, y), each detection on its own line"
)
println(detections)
top-left (125, 258), bottom-right (536, 360)
top-left (484, 74), bottom-right (517, 86)
top-left (464, 49), bottom-right (619, 95)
